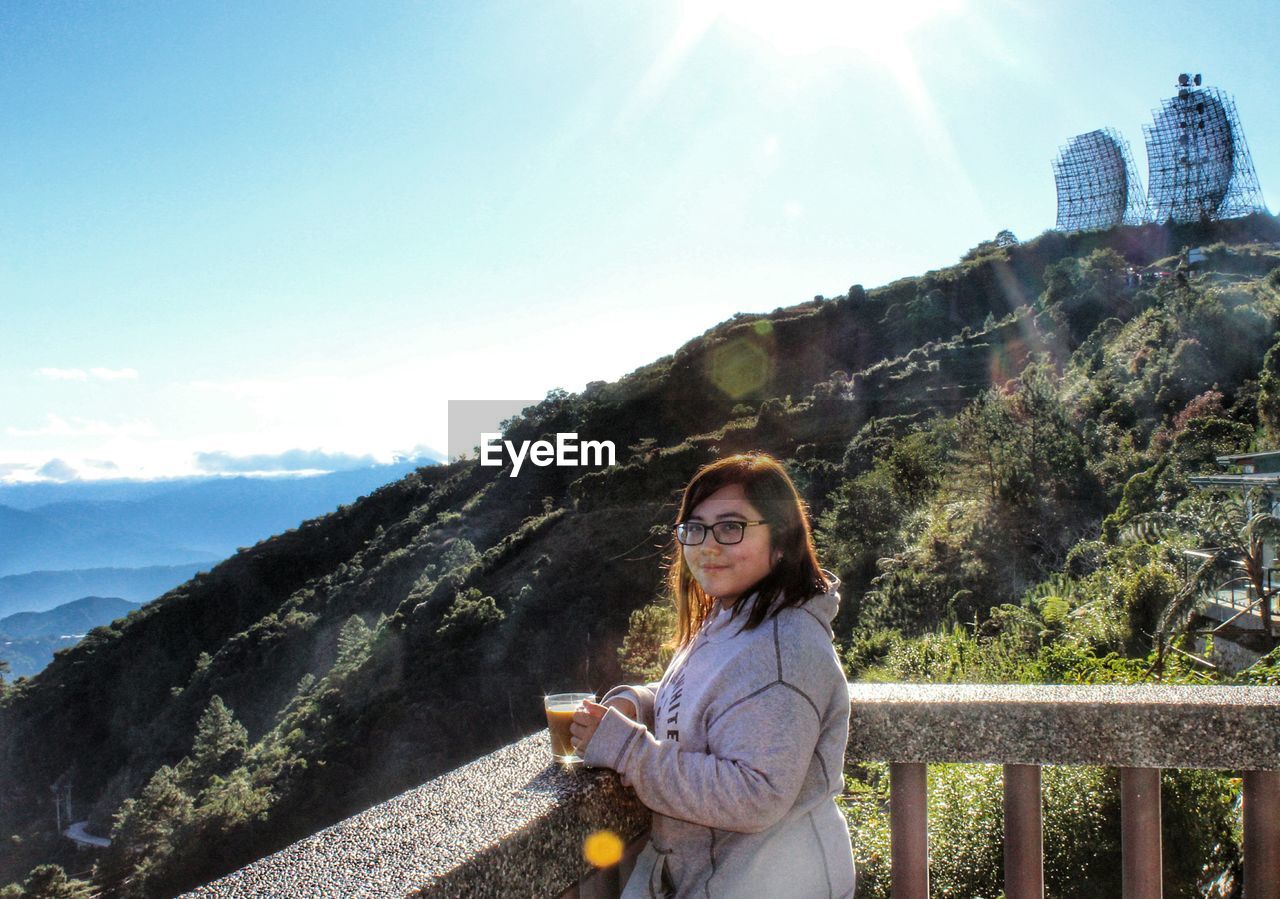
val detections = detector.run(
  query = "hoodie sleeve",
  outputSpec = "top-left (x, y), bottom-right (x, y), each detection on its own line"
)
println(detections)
top-left (582, 683), bottom-right (821, 834)
top-left (600, 684), bottom-right (656, 731)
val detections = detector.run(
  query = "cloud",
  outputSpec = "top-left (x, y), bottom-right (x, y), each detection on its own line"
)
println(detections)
top-left (37, 367), bottom-right (139, 382)
top-left (90, 367), bottom-right (140, 381)
top-left (393, 445), bottom-right (446, 465)
top-left (195, 449), bottom-right (384, 474)
top-left (185, 373), bottom-right (447, 462)
top-left (37, 458), bottom-right (80, 482)
top-left (6, 414), bottom-right (154, 438)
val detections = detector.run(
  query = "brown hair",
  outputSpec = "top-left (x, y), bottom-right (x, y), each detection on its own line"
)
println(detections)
top-left (667, 452), bottom-right (829, 647)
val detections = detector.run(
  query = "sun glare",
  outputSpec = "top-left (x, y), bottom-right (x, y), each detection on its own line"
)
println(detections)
top-left (706, 0), bottom-right (964, 61)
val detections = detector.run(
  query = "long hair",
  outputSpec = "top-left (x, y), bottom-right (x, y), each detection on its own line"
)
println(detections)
top-left (667, 453), bottom-right (829, 647)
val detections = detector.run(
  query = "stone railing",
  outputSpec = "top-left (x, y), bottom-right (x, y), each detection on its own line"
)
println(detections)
top-left (188, 684), bottom-right (1280, 899)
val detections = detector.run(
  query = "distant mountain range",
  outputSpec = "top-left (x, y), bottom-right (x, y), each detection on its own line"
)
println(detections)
top-left (0, 461), bottom-right (437, 595)
top-left (0, 503), bottom-right (223, 575)
top-left (0, 565), bottom-right (203, 618)
top-left (0, 595), bottom-right (141, 678)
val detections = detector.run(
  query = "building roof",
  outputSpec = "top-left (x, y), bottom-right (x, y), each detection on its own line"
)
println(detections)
top-left (1216, 450), bottom-right (1280, 463)
top-left (1189, 474), bottom-right (1280, 489)
top-left (1215, 450), bottom-right (1280, 474)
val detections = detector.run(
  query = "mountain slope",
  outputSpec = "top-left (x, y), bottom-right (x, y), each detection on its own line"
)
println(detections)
top-left (2, 215), bottom-right (1279, 894)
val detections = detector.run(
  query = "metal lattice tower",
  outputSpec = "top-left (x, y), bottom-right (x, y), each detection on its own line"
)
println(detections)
top-left (1053, 128), bottom-right (1150, 232)
top-left (1144, 73), bottom-right (1267, 223)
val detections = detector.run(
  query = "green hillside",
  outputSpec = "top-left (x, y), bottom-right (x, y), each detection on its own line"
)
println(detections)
top-left (3, 214), bottom-right (1280, 896)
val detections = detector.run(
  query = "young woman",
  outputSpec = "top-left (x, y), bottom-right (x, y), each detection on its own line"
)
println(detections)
top-left (571, 453), bottom-right (855, 898)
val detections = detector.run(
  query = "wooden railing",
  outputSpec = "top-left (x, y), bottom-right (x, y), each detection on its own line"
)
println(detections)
top-left (189, 683), bottom-right (1280, 898)
top-left (849, 684), bottom-right (1280, 899)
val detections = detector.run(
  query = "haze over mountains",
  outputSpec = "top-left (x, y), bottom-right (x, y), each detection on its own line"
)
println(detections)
top-left (0, 462), bottom-right (434, 581)
top-left (0, 596), bottom-right (141, 678)
top-left (0, 461), bottom-right (440, 670)
top-left (0, 565), bottom-right (205, 619)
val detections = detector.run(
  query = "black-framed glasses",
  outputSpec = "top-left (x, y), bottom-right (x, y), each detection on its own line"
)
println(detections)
top-left (675, 520), bottom-right (768, 546)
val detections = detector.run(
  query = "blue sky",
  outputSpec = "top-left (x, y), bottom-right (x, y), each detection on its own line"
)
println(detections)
top-left (3, 0), bottom-right (1277, 481)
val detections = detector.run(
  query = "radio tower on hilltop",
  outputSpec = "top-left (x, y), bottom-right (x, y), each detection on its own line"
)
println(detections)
top-left (1143, 73), bottom-right (1267, 223)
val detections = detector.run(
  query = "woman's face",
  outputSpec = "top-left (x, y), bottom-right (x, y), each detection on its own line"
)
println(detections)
top-left (682, 482), bottom-right (776, 606)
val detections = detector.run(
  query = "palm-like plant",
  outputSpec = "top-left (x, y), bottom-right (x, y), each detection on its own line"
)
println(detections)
top-left (1124, 487), bottom-right (1280, 652)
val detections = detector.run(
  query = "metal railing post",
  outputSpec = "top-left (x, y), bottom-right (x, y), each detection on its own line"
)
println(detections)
top-left (1243, 769), bottom-right (1280, 899)
top-left (890, 762), bottom-right (929, 899)
top-left (1120, 767), bottom-right (1162, 899)
top-left (1003, 764), bottom-right (1043, 899)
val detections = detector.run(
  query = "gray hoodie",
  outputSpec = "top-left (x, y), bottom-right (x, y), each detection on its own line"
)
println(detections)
top-left (583, 582), bottom-right (855, 898)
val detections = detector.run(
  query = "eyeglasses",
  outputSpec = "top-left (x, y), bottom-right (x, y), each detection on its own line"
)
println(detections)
top-left (675, 520), bottom-right (768, 546)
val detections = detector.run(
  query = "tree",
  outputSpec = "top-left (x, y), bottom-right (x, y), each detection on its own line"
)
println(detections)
top-left (438, 538), bottom-right (479, 576)
top-left (819, 427), bottom-right (949, 600)
top-left (334, 615), bottom-right (372, 672)
top-left (189, 696), bottom-right (248, 781)
top-left (1038, 249), bottom-right (1130, 346)
top-left (954, 388), bottom-right (1015, 502)
top-left (18, 865), bottom-right (92, 899)
top-left (107, 765), bottom-right (194, 882)
top-left (1257, 336), bottom-right (1280, 442)
top-left (194, 767), bottom-right (272, 832)
top-left (618, 603), bottom-right (675, 681)
top-left (953, 363), bottom-right (1086, 505)
top-left (436, 588), bottom-right (504, 643)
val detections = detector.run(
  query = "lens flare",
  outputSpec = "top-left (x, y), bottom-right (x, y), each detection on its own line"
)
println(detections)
top-left (707, 336), bottom-right (773, 399)
top-left (988, 338), bottom-right (1028, 389)
top-left (583, 829), bottom-right (624, 868)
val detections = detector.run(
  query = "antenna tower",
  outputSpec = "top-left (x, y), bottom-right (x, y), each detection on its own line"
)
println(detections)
top-left (1053, 128), bottom-right (1149, 232)
top-left (1143, 73), bottom-right (1267, 223)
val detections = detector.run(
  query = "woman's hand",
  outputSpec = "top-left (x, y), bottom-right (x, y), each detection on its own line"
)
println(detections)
top-left (570, 701), bottom-right (607, 754)
top-left (570, 697), bottom-right (637, 754)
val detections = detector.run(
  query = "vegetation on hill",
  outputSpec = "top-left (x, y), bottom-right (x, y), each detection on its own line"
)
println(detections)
top-left (3, 214), bottom-right (1280, 896)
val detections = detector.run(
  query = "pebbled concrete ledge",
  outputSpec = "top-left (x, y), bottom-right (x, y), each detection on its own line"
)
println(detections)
top-left (189, 684), bottom-right (1280, 897)
top-left (845, 683), bottom-right (1280, 769)
top-left (186, 732), bottom-right (649, 898)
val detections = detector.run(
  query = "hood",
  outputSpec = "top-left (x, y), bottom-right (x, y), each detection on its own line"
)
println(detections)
top-left (703, 572), bottom-right (841, 641)
top-left (804, 572), bottom-right (841, 637)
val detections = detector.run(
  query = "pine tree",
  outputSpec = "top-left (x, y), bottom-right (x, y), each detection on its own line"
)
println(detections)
top-left (19, 865), bottom-right (93, 899)
top-left (189, 696), bottom-right (248, 782)
top-left (106, 765), bottom-right (194, 883)
top-left (334, 615), bottom-right (371, 672)
top-left (617, 603), bottom-right (676, 681)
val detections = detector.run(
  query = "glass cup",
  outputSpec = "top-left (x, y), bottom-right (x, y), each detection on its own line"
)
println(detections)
top-left (544, 692), bottom-right (595, 764)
